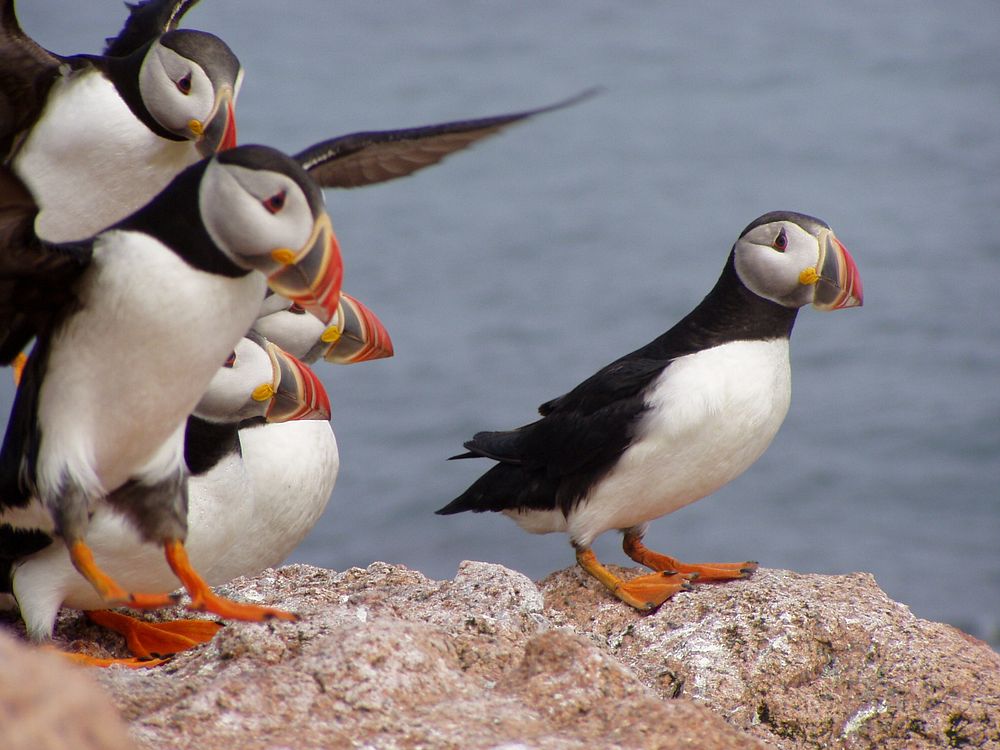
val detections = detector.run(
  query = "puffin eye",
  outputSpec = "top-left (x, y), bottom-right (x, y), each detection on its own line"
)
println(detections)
top-left (176, 73), bottom-right (192, 95)
top-left (772, 228), bottom-right (788, 252)
top-left (223, 351), bottom-right (236, 368)
top-left (262, 190), bottom-right (286, 214)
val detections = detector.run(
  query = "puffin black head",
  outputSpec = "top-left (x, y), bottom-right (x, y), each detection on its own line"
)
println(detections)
top-left (135, 29), bottom-right (242, 154)
top-left (733, 211), bottom-right (863, 311)
top-left (200, 145), bottom-right (343, 322)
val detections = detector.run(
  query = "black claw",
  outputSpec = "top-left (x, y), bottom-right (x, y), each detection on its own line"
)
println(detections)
top-left (686, 572), bottom-right (701, 581)
top-left (681, 581), bottom-right (695, 592)
top-left (168, 592), bottom-right (183, 603)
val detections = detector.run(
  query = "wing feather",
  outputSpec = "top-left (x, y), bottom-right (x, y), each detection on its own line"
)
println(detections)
top-left (0, 0), bottom-right (61, 155)
top-left (295, 88), bottom-right (600, 189)
top-left (103, 0), bottom-right (202, 57)
top-left (0, 166), bottom-right (91, 363)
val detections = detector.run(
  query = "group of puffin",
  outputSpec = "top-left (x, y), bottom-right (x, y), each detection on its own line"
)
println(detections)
top-left (0, 0), bottom-right (585, 665)
top-left (0, 0), bottom-right (863, 666)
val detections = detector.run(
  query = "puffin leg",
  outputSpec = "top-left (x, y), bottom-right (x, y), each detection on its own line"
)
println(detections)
top-left (575, 545), bottom-right (691, 611)
top-left (622, 531), bottom-right (758, 581)
top-left (11, 352), bottom-right (27, 386)
top-left (68, 540), bottom-right (181, 609)
top-left (85, 609), bottom-right (223, 660)
top-left (163, 539), bottom-right (299, 622)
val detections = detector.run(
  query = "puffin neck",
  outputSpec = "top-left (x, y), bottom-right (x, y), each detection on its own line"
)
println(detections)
top-left (113, 158), bottom-right (248, 277)
top-left (95, 49), bottom-right (188, 143)
top-left (184, 415), bottom-right (241, 476)
top-left (638, 249), bottom-right (798, 361)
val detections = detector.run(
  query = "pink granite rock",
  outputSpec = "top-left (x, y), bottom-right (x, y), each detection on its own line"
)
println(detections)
top-left (3, 562), bottom-right (996, 750)
top-left (542, 565), bottom-right (1000, 749)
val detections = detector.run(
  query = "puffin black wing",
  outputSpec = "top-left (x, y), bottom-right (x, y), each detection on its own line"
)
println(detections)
top-left (537, 357), bottom-right (669, 417)
top-left (440, 356), bottom-right (662, 516)
top-left (0, 0), bottom-right (61, 156)
top-left (104, 0), bottom-right (201, 57)
top-left (0, 166), bottom-right (91, 363)
top-left (295, 88), bottom-right (599, 189)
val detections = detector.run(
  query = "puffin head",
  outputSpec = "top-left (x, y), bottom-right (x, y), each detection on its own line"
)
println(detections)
top-left (195, 334), bottom-right (331, 424)
top-left (253, 292), bottom-right (395, 365)
top-left (138, 30), bottom-right (242, 155)
top-left (733, 211), bottom-right (863, 311)
top-left (199, 145), bottom-right (343, 323)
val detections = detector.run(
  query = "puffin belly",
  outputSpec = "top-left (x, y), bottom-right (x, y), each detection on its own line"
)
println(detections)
top-left (567, 339), bottom-right (791, 547)
top-left (35, 233), bottom-right (265, 498)
top-left (14, 71), bottom-right (198, 243)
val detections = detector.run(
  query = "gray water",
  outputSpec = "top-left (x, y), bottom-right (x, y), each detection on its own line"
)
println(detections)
top-left (15, 1), bottom-right (1000, 646)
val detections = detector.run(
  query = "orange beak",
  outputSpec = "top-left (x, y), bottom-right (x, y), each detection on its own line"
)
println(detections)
top-left (813, 232), bottom-right (863, 310)
top-left (265, 213), bottom-right (343, 325)
top-left (262, 342), bottom-right (331, 422)
top-left (320, 293), bottom-right (394, 364)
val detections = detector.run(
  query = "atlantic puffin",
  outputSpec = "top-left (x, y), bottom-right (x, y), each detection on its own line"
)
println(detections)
top-left (253, 291), bottom-right (394, 364)
top-left (0, 0), bottom-right (241, 241)
top-left (74, 295), bottom-right (392, 661)
top-left (438, 211), bottom-right (863, 609)
top-left (3, 333), bottom-right (331, 656)
top-left (0, 144), bottom-right (342, 625)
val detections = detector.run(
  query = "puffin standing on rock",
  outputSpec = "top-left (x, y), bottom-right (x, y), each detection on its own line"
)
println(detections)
top-left (6, 332), bottom-right (331, 660)
top-left (0, 144), bottom-right (343, 642)
top-left (439, 211), bottom-right (863, 610)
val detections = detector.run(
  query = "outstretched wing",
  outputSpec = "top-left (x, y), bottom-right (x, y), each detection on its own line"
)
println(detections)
top-left (104, 0), bottom-right (202, 57)
top-left (0, 166), bottom-right (91, 363)
top-left (0, 0), bottom-right (62, 156)
top-left (295, 88), bottom-right (600, 189)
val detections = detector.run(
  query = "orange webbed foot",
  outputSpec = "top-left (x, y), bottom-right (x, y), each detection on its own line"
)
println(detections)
top-left (185, 588), bottom-right (299, 622)
top-left (611, 570), bottom-right (693, 610)
top-left (623, 533), bottom-right (758, 582)
top-left (575, 545), bottom-right (692, 611)
top-left (44, 644), bottom-right (168, 669)
top-left (164, 540), bottom-right (299, 623)
top-left (85, 609), bottom-right (224, 659)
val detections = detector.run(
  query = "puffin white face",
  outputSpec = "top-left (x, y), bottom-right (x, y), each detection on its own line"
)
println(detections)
top-left (734, 216), bottom-right (863, 310)
top-left (198, 145), bottom-right (344, 323)
top-left (200, 159), bottom-right (315, 267)
top-left (195, 336), bottom-right (274, 422)
top-left (139, 41), bottom-right (217, 138)
top-left (194, 336), bottom-right (332, 423)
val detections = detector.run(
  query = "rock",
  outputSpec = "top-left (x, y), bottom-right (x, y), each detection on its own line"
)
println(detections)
top-left (52, 562), bottom-right (764, 750)
top-left (2, 562), bottom-right (997, 750)
top-left (542, 565), bottom-right (1000, 750)
top-left (0, 629), bottom-right (135, 750)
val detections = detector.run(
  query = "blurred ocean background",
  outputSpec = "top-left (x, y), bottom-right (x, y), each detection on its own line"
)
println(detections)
top-left (13, 1), bottom-right (999, 646)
